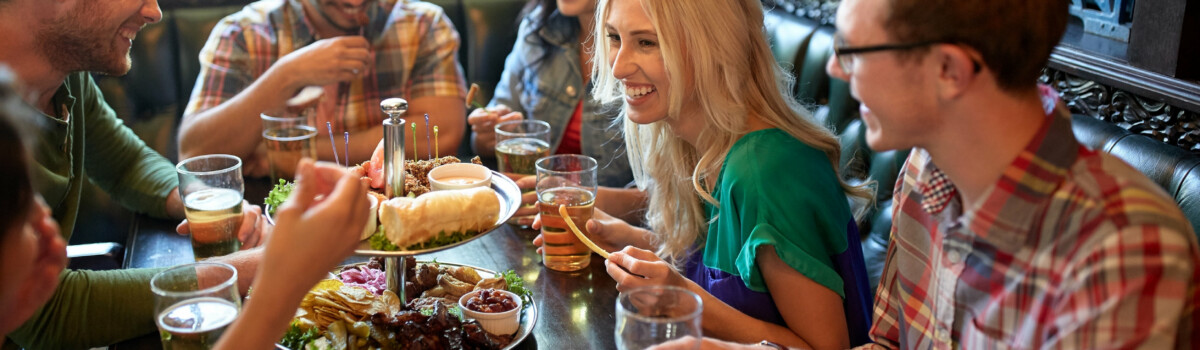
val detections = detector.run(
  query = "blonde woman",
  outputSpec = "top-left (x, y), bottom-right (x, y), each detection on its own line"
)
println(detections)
top-left (587, 0), bottom-right (874, 348)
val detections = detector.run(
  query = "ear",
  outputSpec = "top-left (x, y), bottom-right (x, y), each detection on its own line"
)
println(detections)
top-left (933, 45), bottom-right (980, 100)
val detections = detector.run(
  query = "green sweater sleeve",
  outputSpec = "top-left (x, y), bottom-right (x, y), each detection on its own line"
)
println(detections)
top-left (76, 74), bottom-right (178, 218)
top-left (7, 268), bottom-right (165, 349)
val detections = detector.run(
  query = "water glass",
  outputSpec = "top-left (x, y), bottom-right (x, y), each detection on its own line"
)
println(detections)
top-left (151, 262), bottom-right (241, 350)
top-left (494, 119), bottom-right (551, 175)
top-left (261, 112), bottom-right (317, 183)
top-left (176, 155), bottom-right (244, 260)
top-left (615, 286), bottom-right (703, 350)
top-left (536, 154), bottom-right (597, 272)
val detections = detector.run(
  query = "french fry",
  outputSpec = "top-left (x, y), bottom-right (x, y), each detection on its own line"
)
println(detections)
top-left (559, 204), bottom-right (609, 258)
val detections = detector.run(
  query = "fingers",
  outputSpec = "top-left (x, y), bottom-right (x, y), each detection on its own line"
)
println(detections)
top-left (513, 175), bottom-right (537, 190)
top-left (530, 215), bottom-right (543, 230)
top-left (237, 202), bottom-right (263, 249)
top-left (585, 218), bottom-right (602, 236)
top-left (176, 220), bottom-right (191, 235)
top-left (467, 108), bottom-right (498, 128)
top-left (532, 233), bottom-right (544, 247)
top-left (496, 112), bottom-right (523, 124)
top-left (277, 159), bottom-right (317, 221)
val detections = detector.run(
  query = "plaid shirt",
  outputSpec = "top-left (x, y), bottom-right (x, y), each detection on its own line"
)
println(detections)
top-left (865, 86), bottom-right (1200, 349)
top-left (185, 0), bottom-right (466, 133)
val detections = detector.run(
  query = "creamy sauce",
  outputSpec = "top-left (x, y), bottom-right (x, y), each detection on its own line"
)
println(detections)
top-left (440, 176), bottom-right (483, 185)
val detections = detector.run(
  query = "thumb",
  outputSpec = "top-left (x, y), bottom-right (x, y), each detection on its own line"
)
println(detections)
top-left (176, 220), bottom-right (191, 235)
top-left (586, 219), bottom-right (602, 235)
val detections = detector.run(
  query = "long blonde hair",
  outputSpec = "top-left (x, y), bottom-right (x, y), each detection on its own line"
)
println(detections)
top-left (592, 0), bottom-right (874, 265)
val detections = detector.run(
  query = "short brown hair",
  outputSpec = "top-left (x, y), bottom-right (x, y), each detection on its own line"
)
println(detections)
top-left (883, 0), bottom-right (1069, 92)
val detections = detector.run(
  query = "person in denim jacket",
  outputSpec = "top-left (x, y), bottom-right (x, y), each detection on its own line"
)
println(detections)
top-left (469, 0), bottom-right (644, 224)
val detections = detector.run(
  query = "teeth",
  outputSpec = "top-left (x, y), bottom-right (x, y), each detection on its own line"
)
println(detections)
top-left (118, 28), bottom-right (136, 41)
top-left (624, 85), bottom-right (655, 98)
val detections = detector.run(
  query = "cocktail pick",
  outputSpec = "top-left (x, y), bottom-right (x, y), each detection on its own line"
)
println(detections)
top-left (424, 114), bottom-right (431, 159)
top-left (559, 204), bottom-right (609, 259)
top-left (327, 121), bottom-right (340, 166)
top-left (433, 126), bottom-right (439, 159)
top-left (411, 122), bottom-right (418, 160)
top-left (343, 132), bottom-right (350, 167)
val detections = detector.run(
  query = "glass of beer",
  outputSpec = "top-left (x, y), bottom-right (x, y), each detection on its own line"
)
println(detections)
top-left (536, 154), bottom-right (597, 272)
top-left (152, 262), bottom-right (241, 350)
top-left (615, 286), bottom-right (703, 350)
top-left (176, 155), bottom-right (244, 260)
top-left (495, 119), bottom-right (552, 175)
top-left (261, 112), bottom-right (317, 183)
top-left (497, 119), bottom-right (552, 225)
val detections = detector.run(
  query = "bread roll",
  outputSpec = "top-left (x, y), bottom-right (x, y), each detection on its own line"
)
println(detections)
top-left (379, 187), bottom-right (500, 248)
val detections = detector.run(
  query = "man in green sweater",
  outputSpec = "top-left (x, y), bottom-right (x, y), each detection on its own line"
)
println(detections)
top-left (0, 0), bottom-right (270, 348)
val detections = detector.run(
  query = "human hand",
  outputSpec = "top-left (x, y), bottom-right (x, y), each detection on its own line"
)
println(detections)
top-left (605, 246), bottom-right (689, 293)
top-left (176, 201), bottom-right (273, 250)
top-left (271, 36), bottom-right (371, 92)
top-left (532, 207), bottom-right (630, 254)
top-left (260, 159), bottom-right (370, 289)
top-left (241, 144), bottom-right (271, 178)
top-left (0, 197), bottom-right (67, 335)
top-left (506, 174), bottom-right (538, 225)
top-left (649, 336), bottom-right (765, 350)
top-left (468, 104), bottom-right (522, 152)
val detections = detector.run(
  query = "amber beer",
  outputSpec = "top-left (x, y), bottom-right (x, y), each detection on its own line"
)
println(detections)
top-left (496, 137), bottom-right (550, 175)
top-left (539, 186), bottom-right (596, 271)
top-left (156, 297), bottom-right (238, 350)
top-left (183, 188), bottom-right (243, 260)
top-left (263, 125), bottom-right (317, 182)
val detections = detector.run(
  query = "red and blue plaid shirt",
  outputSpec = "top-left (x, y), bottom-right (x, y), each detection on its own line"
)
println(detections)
top-left (864, 86), bottom-right (1200, 349)
top-left (184, 0), bottom-right (466, 133)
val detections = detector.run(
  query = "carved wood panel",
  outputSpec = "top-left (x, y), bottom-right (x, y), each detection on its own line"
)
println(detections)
top-left (1041, 68), bottom-right (1200, 153)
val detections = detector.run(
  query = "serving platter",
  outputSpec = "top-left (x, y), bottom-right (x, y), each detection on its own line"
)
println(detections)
top-left (279, 260), bottom-right (538, 350)
top-left (265, 170), bottom-right (522, 256)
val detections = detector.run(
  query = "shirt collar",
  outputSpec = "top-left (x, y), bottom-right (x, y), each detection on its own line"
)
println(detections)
top-left (534, 8), bottom-right (580, 48)
top-left (919, 85), bottom-right (1079, 250)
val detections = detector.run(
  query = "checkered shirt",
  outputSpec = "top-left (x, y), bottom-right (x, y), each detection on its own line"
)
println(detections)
top-left (862, 87), bottom-right (1200, 349)
top-left (184, 0), bottom-right (466, 133)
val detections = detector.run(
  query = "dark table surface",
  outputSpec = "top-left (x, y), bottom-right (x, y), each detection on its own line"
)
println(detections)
top-left (117, 179), bottom-right (620, 350)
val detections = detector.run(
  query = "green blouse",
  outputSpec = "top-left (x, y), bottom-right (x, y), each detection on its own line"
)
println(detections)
top-left (702, 128), bottom-right (852, 297)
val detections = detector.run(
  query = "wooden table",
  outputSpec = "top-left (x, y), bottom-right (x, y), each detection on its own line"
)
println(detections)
top-left (120, 205), bottom-right (620, 349)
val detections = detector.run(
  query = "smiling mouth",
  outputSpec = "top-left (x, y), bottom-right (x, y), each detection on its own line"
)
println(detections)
top-left (624, 85), bottom-right (656, 98)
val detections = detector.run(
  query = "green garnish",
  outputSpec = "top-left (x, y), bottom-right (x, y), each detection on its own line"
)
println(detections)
top-left (367, 228), bottom-right (398, 251)
top-left (502, 269), bottom-right (534, 306)
top-left (418, 304), bottom-right (464, 320)
top-left (264, 179), bottom-right (295, 216)
top-left (405, 230), bottom-right (479, 250)
top-left (280, 321), bottom-right (321, 350)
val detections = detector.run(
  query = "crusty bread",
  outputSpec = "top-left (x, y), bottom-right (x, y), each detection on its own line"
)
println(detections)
top-left (378, 187), bottom-right (500, 248)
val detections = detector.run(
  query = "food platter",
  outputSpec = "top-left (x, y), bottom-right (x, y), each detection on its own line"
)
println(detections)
top-left (265, 171), bottom-right (521, 256)
top-left (355, 171), bottom-right (521, 256)
top-left (278, 260), bottom-right (538, 350)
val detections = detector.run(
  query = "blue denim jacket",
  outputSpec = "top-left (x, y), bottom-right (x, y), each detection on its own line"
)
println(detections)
top-left (490, 7), bottom-right (633, 188)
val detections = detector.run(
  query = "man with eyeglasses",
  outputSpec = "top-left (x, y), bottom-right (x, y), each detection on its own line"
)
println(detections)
top-left (650, 0), bottom-right (1200, 349)
top-left (178, 0), bottom-right (467, 175)
top-left (827, 0), bottom-right (1200, 348)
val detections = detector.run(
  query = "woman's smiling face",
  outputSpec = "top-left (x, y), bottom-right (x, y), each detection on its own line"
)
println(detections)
top-left (604, 0), bottom-right (671, 125)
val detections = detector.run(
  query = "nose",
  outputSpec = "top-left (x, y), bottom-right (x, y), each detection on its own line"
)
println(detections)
top-left (142, 0), bottom-right (163, 24)
top-left (610, 44), bottom-right (635, 80)
top-left (826, 54), bottom-right (849, 82)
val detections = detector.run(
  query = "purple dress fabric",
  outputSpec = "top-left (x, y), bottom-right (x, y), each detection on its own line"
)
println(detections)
top-left (683, 220), bottom-right (872, 346)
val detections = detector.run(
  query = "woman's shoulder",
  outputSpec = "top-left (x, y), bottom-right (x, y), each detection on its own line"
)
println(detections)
top-left (726, 129), bottom-right (829, 175)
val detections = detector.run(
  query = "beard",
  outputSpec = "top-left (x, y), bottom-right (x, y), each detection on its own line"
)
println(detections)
top-left (34, 3), bottom-right (133, 76)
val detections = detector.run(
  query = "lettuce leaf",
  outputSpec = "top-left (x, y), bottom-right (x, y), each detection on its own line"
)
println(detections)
top-left (264, 179), bottom-right (295, 216)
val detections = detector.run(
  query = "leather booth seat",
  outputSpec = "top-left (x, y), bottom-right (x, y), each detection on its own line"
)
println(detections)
top-left (95, 2), bottom-right (1200, 289)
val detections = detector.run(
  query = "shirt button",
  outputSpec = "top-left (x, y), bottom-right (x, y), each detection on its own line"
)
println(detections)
top-left (566, 85), bottom-right (577, 97)
top-left (947, 251), bottom-right (962, 264)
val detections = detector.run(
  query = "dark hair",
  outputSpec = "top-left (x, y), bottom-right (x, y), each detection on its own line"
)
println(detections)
top-left (519, 0), bottom-right (580, 67)
top-left (883, 0), bottom-right (1069, 92)
top-left (0, 66), bottom-right (37, 235)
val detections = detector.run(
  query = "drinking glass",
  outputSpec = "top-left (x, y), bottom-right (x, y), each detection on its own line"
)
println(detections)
top-left (494, 119), bottom-right (552, 175)
top-left (496, 119), bottom-right (552, 225)
top-left (261, 112), bottom-right (317, 183)
top-left (151, 262), bottom-right (241, 350)
top-left (536, 154), bottom-right (597, 272)
top-left (176, 155), bottom-right (244, 260)
top-left (615, 286), bottom-right (703, 350)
